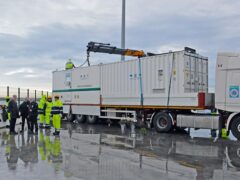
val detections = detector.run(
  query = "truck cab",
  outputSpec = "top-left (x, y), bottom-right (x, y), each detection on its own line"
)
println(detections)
top-left (215, 53), bottom-right (240, 139)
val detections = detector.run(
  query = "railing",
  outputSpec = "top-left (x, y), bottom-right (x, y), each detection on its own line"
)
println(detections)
top-left (0, 86), bottom-right (52, 105)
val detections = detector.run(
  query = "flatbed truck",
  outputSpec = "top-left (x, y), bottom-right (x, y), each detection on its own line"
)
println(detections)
top-left (52, 43), bottom-right (240, 139)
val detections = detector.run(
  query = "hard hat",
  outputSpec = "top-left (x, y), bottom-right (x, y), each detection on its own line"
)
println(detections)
top-left (6, 96), bottom-right (10, 99)
top-left (47, 96), bottom-right (52, 99)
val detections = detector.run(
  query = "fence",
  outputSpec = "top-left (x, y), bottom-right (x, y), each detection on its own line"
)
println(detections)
top-left (0, 86), bottom-right (52, 105)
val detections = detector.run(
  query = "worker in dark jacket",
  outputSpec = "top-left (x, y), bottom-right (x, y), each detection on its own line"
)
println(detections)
top-left (19, 98), bottom-right (30, 133)
top-left (29, 98), bottom-right (38, 134)
top-left (8, 95), bottom-right (19, 135)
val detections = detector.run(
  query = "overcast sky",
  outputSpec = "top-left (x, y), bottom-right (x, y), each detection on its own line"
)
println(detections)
top-left (1, 0), bottom-right (240, 91)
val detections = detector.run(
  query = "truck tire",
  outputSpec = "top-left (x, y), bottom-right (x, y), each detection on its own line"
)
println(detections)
top-left (66, 113), bottom-right (75, 122)
top-left (87, 115), bottom-right (98, 124)
top-left (76, 114), bottom-right (86, 123)
top-left (153, 112), bottom-right (173, 133)
top-left (231, 117), bottom-right (240, 140)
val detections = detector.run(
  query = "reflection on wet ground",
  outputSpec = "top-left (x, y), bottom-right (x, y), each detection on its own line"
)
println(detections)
top-left (0, 122), bottom-right (239, 180)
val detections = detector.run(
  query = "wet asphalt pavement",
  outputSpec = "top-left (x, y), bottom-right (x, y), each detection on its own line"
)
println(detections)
top-left (0, 122), bottom-right (240, 180)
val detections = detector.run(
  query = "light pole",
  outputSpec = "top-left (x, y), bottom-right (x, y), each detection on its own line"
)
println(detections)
top-left (121, 0), bottom-right (126, 61)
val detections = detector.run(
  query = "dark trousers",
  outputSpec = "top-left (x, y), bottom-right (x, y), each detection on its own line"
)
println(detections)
top-left (30, 116), bottom-right (38, 132)
top-left (21, 116), bottom-right (30, 131)
top-left (10, 118), bottom-right (17, 133)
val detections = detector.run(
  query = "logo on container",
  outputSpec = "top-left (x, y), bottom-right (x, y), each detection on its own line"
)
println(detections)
top-left (229, 86), bottom-right (239, 98)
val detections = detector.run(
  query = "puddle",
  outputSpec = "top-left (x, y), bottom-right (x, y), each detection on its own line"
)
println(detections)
top-left (0, 123), bottom-right (239, 180)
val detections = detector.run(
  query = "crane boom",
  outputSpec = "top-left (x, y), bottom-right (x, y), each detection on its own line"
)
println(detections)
top-left (86, 42), bottom-right (146, 66)
top-left (87, 42), bottom-right (146, 57)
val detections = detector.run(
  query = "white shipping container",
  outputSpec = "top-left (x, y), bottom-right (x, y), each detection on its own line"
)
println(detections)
top-left (101, 51), bottom-right (208, 107)
top-left (53, 49), bottom-right (210, 115)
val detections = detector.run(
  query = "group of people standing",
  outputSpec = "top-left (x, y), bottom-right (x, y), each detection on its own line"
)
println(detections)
top-left (5, 94), bottom-right (63, 136)
top-left (38, 95), bottom-right (63, 136)
top-left (5, 95), bottom-right (36, 135)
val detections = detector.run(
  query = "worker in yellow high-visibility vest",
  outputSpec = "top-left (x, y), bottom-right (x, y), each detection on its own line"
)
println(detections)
top-left (38, 95), bottom-right (46, 128)
top-left (6, 96), bottom-right (10, 121)
top-left (51, 95), bottom-right (63, 136)
top-left (45, 96), bottom-right (53, 129)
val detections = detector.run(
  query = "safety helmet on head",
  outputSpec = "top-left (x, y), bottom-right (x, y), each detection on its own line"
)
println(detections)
top-left (6, 96), bottom-right (10, 100)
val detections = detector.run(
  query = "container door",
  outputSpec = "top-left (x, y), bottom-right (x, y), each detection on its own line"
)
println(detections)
top-left (184, 70), bottom-right (191, 93)
top-left (203, 60), bottom-right (208, 92)
top-left (189, 56), bottom-right (194, 92)
top-left (197, 58), bottom-right (203, 92)
top-left (184, 56), bottom-right (191, 92)
top-left (198, 73), bottom-right (203, 91)
top-left (190, 71), bottom-right (195, 92)
top-left (194, 57), bottom-right (199, 92)
top-left (52, 70), bottom-right (72, 114)
top-left (184, 54), bottom-right (208, 93)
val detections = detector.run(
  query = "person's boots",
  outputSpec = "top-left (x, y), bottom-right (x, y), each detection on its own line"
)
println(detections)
top-left (39, 123), bottom-right (44, 129)
top-left (53, 130), bottom-right (60, 136)
top-left (45, 124), bottom-right (51, 129)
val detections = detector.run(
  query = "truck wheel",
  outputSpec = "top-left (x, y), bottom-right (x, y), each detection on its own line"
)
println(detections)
top-left (87, 115), bottom-right (98, 124)
top-left (66, 113), bottom-right (75, 122)
top-left (231, 117), bottom-right (240, 140)
top-left (76, 114), bottom-right (86, 123)
top-left (153, 112), bottom-right (173, 133)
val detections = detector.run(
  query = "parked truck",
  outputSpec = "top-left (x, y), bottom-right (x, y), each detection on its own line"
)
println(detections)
top-left (52, 42), bottom-right (240, 139)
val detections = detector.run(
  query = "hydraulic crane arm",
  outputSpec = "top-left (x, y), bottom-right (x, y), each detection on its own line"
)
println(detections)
top-left (87, 42), bottom-right (146, 57)
top-left (86, 42), bottom-right (146, 66)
